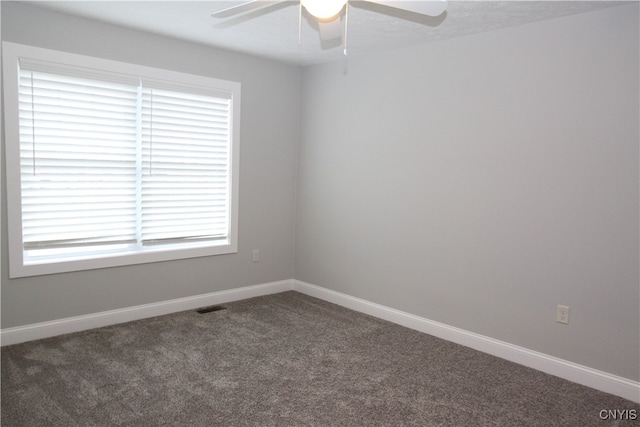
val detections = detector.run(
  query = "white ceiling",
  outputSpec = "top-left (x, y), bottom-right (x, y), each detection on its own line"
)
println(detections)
top-left (27, 1), bottom-right (628, 66)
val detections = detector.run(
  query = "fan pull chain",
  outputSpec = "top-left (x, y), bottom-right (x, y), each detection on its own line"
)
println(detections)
top-left (343, 1), bottom-right (349, 56)
top-left (298, 1), bottom-right (302, 45)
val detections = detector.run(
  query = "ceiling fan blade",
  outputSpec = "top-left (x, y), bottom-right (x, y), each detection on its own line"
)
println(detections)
top-left (360, 0), bottom-right (447, 17)
top-left (212, 1), bottom-right (284, 18)
top-left (318, 18), bottom-right (342, 41)
top-left (213, 1), bottom-right (296, 28)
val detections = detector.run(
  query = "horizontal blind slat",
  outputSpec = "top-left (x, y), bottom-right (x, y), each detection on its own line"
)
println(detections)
top-left (19, 57), bottom-right (141, 86)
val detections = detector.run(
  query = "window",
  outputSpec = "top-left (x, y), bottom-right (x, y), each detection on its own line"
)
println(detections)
top-left (3, 43), bottom-right (240, 278)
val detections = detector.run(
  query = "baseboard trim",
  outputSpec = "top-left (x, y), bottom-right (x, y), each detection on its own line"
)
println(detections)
top-left (292, 280), bottom-right (640, 404)
top-left (1, 279), bottom-right (294, 347)
top-left (3, 278), bottom-right (638, 403)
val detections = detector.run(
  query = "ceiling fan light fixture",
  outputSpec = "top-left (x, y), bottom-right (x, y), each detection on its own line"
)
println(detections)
top-left (301, 0), bottom-right (347, 20)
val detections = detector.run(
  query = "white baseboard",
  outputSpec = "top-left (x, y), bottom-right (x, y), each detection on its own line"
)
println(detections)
top-left (292, 280), bottom-right (640, 404)
top-left (0, 279), bottom-right (294, 347)
top-left (2, 278), bottom-right (638, 403)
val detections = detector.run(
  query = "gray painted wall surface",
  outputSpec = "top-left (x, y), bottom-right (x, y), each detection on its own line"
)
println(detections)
top-left (1, 2), bottom-right (300, 327)
top-left (295, 4), bottom-right (639, 381)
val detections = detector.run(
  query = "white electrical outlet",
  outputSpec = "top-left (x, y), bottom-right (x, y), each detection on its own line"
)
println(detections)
top-left (252, 249), bottom-right (260, 262)
top-left (556, 305), bottom-right (570, 324)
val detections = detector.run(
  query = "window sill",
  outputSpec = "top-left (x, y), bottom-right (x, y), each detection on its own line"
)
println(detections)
top-left (11, 240), bottom-right (237, 278)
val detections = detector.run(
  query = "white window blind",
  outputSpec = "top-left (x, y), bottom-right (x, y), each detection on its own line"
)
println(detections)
top-left (19, 69), bottom-right (139, 250)
top-left (140, 86), bottom-right (231, 245)
top-left (4, 44), bottom-right (240, 278)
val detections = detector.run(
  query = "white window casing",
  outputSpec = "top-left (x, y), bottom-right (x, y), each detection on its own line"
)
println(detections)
top-left (3, 42), bottom-right (241, 278)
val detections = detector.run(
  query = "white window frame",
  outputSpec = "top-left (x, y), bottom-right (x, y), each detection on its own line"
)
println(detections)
top-left (2, 42), bottom-right (241, 278)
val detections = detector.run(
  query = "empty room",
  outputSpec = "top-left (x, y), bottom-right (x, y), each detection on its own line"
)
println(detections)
top-left (1, 0), bottom-right (639, 425)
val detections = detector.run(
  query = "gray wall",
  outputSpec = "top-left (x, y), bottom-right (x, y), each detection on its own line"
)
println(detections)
top-left (1, 2), bottom-right (300, 327)
top-left (295, 4), bottom-right (640, 381)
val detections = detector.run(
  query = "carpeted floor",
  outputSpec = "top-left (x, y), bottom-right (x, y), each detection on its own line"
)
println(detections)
top-left (1, 291), bottom-right (638, 426)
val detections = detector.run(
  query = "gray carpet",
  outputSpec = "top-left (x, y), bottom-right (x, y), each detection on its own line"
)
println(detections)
top-left (1, 291), bottom-right (638, 426)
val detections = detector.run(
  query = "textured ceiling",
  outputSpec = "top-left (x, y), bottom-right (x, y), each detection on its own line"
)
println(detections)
top-left (27, 1), bottom-right (629, 66)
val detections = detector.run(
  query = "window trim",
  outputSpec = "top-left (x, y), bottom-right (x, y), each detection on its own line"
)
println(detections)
top-left (2, 42), bottom-right (241, 278)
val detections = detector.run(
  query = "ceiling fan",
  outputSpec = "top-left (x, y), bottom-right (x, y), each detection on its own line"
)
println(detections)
top-left (212, 0), bottom-right (448, 54)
